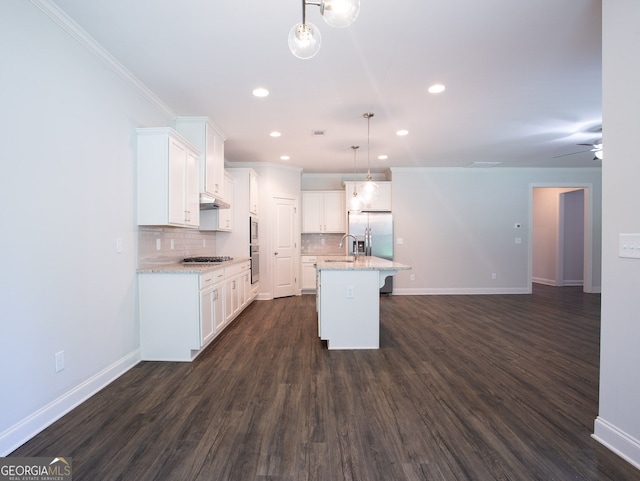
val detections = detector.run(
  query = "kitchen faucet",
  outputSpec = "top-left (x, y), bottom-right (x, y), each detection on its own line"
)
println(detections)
top-left (339, 234), bottom-right (359, 259)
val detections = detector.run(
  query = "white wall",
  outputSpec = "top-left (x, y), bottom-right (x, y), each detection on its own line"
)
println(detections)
top-left (593, 0), bottom-right (640, 468)
top-left (389, 168), bottom-right (601, 294)
top-left (0, 1), bottom-right (173, 454)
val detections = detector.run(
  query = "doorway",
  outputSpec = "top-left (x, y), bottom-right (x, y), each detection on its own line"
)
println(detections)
top-left (530, 184), bottom-right (593, 293)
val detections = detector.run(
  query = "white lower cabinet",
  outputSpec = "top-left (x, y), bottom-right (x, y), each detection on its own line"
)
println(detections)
top-left (301, 256), bottom-right (317, 290)
top-left (301, 255), bottom-right (347, 292)
top-left (139, 261), bottom-right (253, 361)
top-left (200, 269), bottom-right (225, 345)
top-left (224, 261), bottom-right (252, 324)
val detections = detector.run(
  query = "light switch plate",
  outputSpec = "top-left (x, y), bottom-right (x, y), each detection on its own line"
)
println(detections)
top-left (619, 233), bottom-right (640, 259)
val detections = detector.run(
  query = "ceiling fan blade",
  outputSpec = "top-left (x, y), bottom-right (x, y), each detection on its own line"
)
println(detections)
top-left (553, 150), bottom-right (592, 159)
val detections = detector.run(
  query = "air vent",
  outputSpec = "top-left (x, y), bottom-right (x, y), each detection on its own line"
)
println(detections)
top-left (311, 130), bottom-right (326, 137)
top-left (467, 161), bottom-right (502, 168)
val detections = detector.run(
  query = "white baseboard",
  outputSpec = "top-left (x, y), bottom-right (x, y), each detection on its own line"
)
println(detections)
top-left (593, 416), bottom-right (640, 470)
top-left (532, 277), bottom-right (556, 286)
top-left (393, 287), bottom-right (529, 295)
top-left (0, 349), bottom-right (141, 456)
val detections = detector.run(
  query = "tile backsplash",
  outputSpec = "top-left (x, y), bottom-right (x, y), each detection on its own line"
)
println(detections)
top-left (301, 233), bottom-right (348, 255)
top-left (138, 226), bottom-right (217, 267)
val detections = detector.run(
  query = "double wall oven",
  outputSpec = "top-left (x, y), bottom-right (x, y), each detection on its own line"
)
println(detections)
top-left (250, 215), bottom-right (259, 284)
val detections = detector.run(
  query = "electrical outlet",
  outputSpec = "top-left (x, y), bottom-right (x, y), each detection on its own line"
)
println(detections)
top-left (410, 274), bottom-right (415, 281)
top-left (156, 239), bottom-right (161, 250)
top-left (346, 286), bottom-right (354, 298)
top-left (170, 239), bottom-right (175, 250)
top-left (203, 239), bottom-right (206, 247)
top-left (116, 238), bottom-right (123, 254)
top-left (491, 273), bottom-right (497, 280)
top-left (55, 351), bottom-right (64, 372)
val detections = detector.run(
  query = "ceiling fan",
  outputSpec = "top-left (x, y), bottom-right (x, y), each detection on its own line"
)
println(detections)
top-left (554, 140), bottom-right (603, 160)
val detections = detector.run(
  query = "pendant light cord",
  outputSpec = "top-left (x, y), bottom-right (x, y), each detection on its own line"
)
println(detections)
top-left (363, 112), bottom-right (374, 180)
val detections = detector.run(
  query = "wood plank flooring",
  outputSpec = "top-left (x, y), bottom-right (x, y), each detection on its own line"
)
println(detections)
top-left (11, 285), bottom-right (640, 480)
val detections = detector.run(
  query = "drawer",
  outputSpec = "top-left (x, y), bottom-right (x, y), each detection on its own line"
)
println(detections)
top-left (229, 261), bottom-right (251, 276)
top-left (200, 268), bottom-right (224, 289)
top-left (302, 256), bottom-right (317, 263)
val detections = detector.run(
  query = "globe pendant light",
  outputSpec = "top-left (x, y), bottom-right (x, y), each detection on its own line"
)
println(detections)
top-left (288, 22), bottom-right (321, 59)
top-left (349, 145), bottom-right (362, 213)
top-left (320, 0), bottom-right (360, 28)
top-left (360, 112), bottom-right (379, 203)
top-left (288, 0), bottom-right (360, 59)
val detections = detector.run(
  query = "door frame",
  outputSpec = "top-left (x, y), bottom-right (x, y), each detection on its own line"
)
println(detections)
top-left (528, 183), bottom-right (593, 293)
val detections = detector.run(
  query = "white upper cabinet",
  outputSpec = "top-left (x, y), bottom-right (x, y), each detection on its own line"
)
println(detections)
top-left (249, 170), bottom-right (259, 215)
top-left (302, 191), bottom-right (346, 233)
top-left (137, 128), bottom-right (200, 228)
top-left (175, 117), bottom-right (226, 201)
top-left (200, 170), bottom-right (234, 232)
top-left (344, 181), bottom-right (392, 211)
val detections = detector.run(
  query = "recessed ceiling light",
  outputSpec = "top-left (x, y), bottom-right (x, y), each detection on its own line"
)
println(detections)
top-left (378, 154), bottom-right (388, 160)
top-left (280, 155), bottom-right (290, 161)
top-left (396, 130), bottom-right (409, 136)
top-left (270, 131), bottom-right (282, 137)
top-left (252, 87), bottom-right (269, 97)
top-left (428, 84), bottom-right (446, 94)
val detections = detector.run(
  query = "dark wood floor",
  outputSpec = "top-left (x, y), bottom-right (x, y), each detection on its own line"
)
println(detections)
top-left (12, 285), bottom-right (640, 480)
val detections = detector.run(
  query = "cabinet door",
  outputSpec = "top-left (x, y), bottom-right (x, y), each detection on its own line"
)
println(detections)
top-left (302, 192), bottom-right (323, 233)
top-left (200, 288), bottom-right (215, 346)
top-left (213, 284), bottom-right (225, 334)
top-left (219, 173), bottom-right (234, 230)
top-left (366, 182), bottom-right (391, 211)
top-left (185, 147), bottom-right (200, 227)
top-left (225, 277), bottom-right (240, 324)
top-left (323, 191), bottom-right (346, 232)
top-left (249, 171), bottom-right (259, 215)
top-left (302, 262), bottom-right (317, 290)
top-left (168, 137), bottom-right (187, 225)
top-left (210, 124), bottom-right (225, 198)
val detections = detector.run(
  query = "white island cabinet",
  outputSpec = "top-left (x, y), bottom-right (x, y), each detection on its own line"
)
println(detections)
top-left (316, 256), bottom-right (410, 349)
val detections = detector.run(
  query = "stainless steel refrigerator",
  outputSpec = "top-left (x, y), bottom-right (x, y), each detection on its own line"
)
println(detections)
top-left (348, 212), bottom-right (394, 294)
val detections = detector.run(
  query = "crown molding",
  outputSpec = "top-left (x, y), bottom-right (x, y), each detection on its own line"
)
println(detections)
top-left (30, 0), bottom-right (176, 120)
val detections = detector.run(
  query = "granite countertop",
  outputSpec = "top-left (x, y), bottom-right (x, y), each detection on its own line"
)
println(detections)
top-left (137, 257), bottom-right (250, 274)
top-left (316, 256), bottom-right (411, 271)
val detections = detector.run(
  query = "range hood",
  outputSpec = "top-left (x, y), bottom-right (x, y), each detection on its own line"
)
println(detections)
top-left (199, 194), bottom-right (230, 210)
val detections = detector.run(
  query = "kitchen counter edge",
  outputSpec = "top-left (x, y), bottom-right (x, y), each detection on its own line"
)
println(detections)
top-left (316, 256), bottom-right (411, 271)
top-left (137, 257), bottom-right (250, 274)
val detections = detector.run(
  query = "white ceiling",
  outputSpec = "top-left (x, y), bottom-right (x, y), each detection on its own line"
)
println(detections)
top-left (51, 0), bottom-right (602, 173)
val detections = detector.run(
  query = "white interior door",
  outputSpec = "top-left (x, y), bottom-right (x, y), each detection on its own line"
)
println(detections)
top-left (273, 195), bottom-right (298, 298)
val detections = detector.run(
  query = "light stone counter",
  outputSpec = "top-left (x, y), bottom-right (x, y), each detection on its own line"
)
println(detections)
top-left (137, 257), bottom-right (250, 274)
top-left (316, 256), bottom-right (411, 272)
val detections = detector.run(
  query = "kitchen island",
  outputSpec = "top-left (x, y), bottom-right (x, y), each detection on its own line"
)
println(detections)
top-left (316, 256), bottom-right (411, 349)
